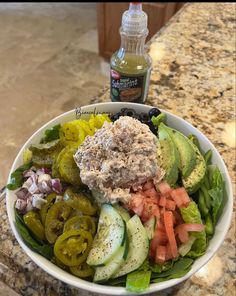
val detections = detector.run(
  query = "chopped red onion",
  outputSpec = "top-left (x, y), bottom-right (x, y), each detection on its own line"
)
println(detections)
top-left (26, 200), bottom-right (33, 212)
top-left (22, 177), bottom-right (33, 190)
top-left (30, 173), bottom-right (38, 183)
top-left (28, 181), bottom-right (40, 194)
top-left (38, 174), bottom-right (51, 184)
top-left (51, 178), bottom-right (62, 194)
top-left (15, 199), bottom-right (27, 212)
top-left (36, 168), bottom-right (51, 175)
top-left (41, 180), bottom-right (52, 194)
top-left (15, 188), bottom-right (28, 200)
top-left (32, 194), bottom-right (47, 209)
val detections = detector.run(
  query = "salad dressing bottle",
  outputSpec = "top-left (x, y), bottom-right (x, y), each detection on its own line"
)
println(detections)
top-left (110, 2), bottom-right (152, 103)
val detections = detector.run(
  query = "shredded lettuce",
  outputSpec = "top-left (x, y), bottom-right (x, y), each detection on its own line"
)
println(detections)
top-left (180, 201), bottom-right (207, 258)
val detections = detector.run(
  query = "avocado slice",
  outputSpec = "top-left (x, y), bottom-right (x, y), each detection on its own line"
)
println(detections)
top-left (157, 123), bottom-right (180, 185)
top-left (182, 142), bottom-right (206, 194)
top-left (165, 127), bottom-right (197, 178)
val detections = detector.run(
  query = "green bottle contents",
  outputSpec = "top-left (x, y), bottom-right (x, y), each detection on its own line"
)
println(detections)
top-left (110, 2), bottom-right (152, 103)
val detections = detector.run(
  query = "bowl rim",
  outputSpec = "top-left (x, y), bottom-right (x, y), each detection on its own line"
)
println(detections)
top-left (6, 102), bottom-right (233, 295)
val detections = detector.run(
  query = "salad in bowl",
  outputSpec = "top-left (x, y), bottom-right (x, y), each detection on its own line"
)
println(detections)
top-left (6, 103), bottom-right (232, 294)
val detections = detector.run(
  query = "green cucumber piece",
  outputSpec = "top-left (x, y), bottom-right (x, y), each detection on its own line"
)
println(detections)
top-left (93, 244), bottom-right (126, 283)
top-left (87, 204), bottom-right (125, 266)
top-left (112, 215), bottom-right (149, 278)
top-left (113, 204), bottom-right (131, 222)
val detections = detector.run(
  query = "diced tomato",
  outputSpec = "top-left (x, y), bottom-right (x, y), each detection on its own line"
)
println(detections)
top-left (165, 243), bottom-right (173, 261)
top-left (141, 202), bottom-right (154, 222)
top-left (156, 220), bottom-right (165, 232)
top-left (143, 180), bottom-right (154, 190)
top-left (165, 199), bottom-right (176, 211)
top-left (157, 181), bottom-right (172, 196)
top-left (163, 211), bottom-right (178, 258)
top-left (170, 187), bottom-right (190, 208)
top-left (175, 225), bottom-right (189, 243)
top-left (129, 194), bottom-right (144, 216)
top-left (141, 202), bottom-right (160, 222)
top-left (152, 205), bottom-right (160, 217)
top-left (145, 196), bottom-right (159, 205)
top-left (172, 212), bottom-right (177, 225)
top-left (155, 245), bottom-right (166, 264)
top-left (149, 247), bottom-right (155, 259)
top-left (159, 196), bottom-right (166, 207)
top-left (173, 209), bottom-right (184, 225)
top-left (143, 187), bottom-right (159, 199)
top-left (155, 229), bottom-right (168, 245)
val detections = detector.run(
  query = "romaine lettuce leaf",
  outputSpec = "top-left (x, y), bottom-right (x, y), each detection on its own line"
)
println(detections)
top-left (207, 165), bottom-right (225, 225)
top-left (126, 270), bottom-right (151, 293)
top-left (151, 258), bottom-right (193, 281)
top-left (180, 201), bottom-right (207, 258)
top-left (178, 236), bottom-right (196, 257)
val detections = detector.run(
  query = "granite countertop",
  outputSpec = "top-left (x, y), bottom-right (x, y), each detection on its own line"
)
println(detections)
top-left (0, 3), bottom-right (235, 296)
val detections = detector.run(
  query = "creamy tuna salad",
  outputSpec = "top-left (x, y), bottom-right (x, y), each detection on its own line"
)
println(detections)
top-left (74, 116), bottom-right (164, 203)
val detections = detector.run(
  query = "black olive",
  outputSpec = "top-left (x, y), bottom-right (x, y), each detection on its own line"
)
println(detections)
top-left (149, 108), bottom-right (161, 118)
top-left (111, 112), bottom-right (122, 121)
top-left (123, 108), bottom-right (138, 118)
top-left (138, 112), bottom-right (150, 123)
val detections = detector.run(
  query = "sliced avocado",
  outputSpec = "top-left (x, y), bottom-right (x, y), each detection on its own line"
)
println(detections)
top-left (157, 123), bottom-right (180, 186)
top-left (182, 142), bottom-right (206, 194)
top-left (166, 126), bottom-right (197, 178)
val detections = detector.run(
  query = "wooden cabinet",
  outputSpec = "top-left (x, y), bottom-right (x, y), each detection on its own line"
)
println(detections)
top-left (97, 3), bottom-right (185, 60)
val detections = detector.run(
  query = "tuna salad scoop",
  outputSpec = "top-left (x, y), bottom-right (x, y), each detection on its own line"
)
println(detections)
top-left (74, 116), bottom-right (164, 204)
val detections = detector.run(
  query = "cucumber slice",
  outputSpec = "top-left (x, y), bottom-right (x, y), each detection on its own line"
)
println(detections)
top-left (113, 204), bottom-right (131, 222)
top-left (93, 244), bottom-right (126, 282)
top-left (144, 216), bottom-right (156, 240)
top-left (86, 204), bottom-right (125, 266)
top-left (112, 215), bottom-right (149, 278)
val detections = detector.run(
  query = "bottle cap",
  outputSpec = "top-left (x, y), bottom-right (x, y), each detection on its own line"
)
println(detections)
top-left (121, 2), bottom-right (148, 35)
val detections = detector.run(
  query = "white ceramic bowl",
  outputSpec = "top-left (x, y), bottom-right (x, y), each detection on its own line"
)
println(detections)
top-left (6, 102), bottom-right (233, 295)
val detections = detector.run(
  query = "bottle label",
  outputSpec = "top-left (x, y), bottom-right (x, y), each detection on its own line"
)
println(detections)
top-left (110, 69), bottom-right (147, 103)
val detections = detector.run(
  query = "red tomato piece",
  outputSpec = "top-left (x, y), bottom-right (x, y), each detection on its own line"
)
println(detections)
top-left (159, 196), bottom-right (166, 207)
top-left (156, 220), bottom-right (165, 232)
top-left (165, 242), bottom-right (173, 261)
top-left (130, 194), bottom-right (144, 216)
top-left (163, 211), bottom-right (178, 258)
top-left (143, 188), bottom-right (159, 199)
top-left (173, 209), bottom-right (184, 225)
top-left (170, 187), bottom-right (190, 208)
top-left (149, 247), bottom-right (155, 259)
top-left (142, 202), bottom-right (160, 222)
top-left (145, 196), bottom-right (159, 205)
top-left (157, 181), bottom-right (172, 196)
top-left (165, 199), bottom-right (176, 211)
top-left (141, 202), bottom-right (154, 222)
top-left (155, 245), bottom-right (166, 264)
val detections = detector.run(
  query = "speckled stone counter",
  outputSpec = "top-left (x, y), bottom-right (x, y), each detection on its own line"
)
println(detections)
top-left (1, 3), bottom-right (235, 296)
